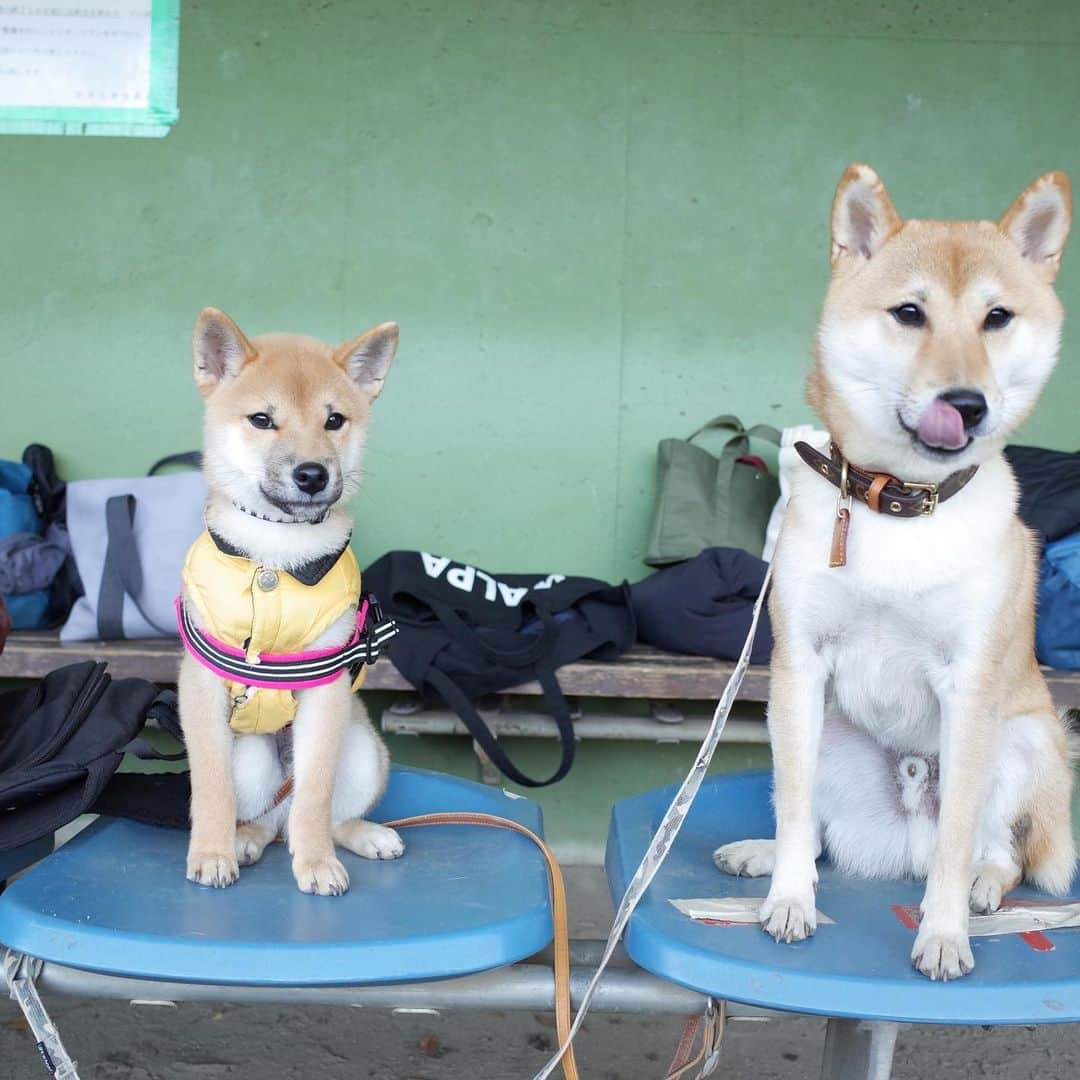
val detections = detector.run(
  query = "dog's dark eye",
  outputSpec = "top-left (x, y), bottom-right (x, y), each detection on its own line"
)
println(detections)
top-left (983, 307), bottom-right (1014, 331)
top-left (325, 412), bottom-right (346, 431)
top-left (890, 303), bottom-right (926, 328)
top-left (248, 413), bottom-right (274, 430)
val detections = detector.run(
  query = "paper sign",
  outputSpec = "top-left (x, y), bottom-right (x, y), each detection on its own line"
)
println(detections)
top-left (0, 0), bottom-right (178, 136)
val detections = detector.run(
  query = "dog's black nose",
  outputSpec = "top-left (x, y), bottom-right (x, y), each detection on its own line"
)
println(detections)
top-left (292, 462), bottom-right (329, 495)
top-left (939, 389), bottom-right (988, 431)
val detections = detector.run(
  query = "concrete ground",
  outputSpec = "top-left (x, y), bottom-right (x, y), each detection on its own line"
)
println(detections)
top-left (3, 868), bottom-right (1080, 1079)
top-left (5, 996), bottom-right (1080, 1079)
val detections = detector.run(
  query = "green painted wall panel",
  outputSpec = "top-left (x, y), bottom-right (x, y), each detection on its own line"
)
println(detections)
top-left (2, 1), bottom-right (1079, 586)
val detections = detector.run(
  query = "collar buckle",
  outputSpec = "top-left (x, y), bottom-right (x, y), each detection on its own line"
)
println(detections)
top-left (903, 480), bottom-right (939, 515)
top-left (838, 457), bottom-right (853, 513)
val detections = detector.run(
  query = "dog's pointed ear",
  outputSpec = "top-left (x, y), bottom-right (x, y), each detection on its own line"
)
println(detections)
top-left (334, 322), bottom-right (399, 400)
top-left (193, 308), bottom-right (256, 394)
top-left (999, 172), bottom-right (1072, 281)
top-left (830, 164), bottom-right (903, 266)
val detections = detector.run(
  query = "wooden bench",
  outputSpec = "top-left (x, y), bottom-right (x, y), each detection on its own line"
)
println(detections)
top-left (3, 632), bottom-right (1079, 750)
top-left (0, 631), bottom-right (772, 700)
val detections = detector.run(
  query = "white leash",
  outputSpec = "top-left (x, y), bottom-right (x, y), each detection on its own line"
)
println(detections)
top-left (4, 951), bottom-right (80, 1079)
top-left (531, 563), bottom-right (773, 1080)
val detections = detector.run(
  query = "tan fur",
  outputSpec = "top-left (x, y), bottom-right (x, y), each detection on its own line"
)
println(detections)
top-left (180, 654), bottom-right (240, 887)
top-left (181, 310), bottom-right (401, 895)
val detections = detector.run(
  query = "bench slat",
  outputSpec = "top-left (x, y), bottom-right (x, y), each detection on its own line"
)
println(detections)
top-left (1, 632), bottom-right (1078, 709)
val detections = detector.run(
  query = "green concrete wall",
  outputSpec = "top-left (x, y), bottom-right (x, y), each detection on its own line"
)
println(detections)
top-left (3, 2), bottom-right (1080, 583)
top-left (5, 3), bottom-right (1080, 856)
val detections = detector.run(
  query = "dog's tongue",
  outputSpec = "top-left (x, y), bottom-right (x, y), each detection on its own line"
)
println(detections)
top-left (917, 400), bottom-right (967, 450)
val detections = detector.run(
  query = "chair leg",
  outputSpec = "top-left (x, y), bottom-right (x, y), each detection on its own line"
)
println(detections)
top-left (819, 1017), bottom-right (899, 1080)
top-left (4, 950), bottom-right (81, 1079)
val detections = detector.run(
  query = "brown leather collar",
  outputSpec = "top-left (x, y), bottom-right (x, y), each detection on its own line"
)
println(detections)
top-left (794, 441), bottom-right (978, 517)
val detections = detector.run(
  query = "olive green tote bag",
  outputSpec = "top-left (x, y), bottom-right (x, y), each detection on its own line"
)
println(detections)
top-left (645, 415), bottom-right (781, 566)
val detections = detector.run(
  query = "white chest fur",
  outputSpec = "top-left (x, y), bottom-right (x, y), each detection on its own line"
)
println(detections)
top-left (773, 450), bottom-right (1017, 753)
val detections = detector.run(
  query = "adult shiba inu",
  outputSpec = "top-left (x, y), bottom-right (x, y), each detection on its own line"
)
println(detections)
top-left (714, 165), bottom-right (1076, 979)
top-left (178, 309), bottom-right (404, 895)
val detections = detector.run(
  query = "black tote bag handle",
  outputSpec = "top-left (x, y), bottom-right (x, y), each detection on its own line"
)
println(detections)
top-left (424, 662), bottom-right (575, 787)
top-left (96, 495), bottom-right (176, 639)
top-left (418, 588), bottom-right (577, 786)
top-left (427, 596), bottom-right (556, 668)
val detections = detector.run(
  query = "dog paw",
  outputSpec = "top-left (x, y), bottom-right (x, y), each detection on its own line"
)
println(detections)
top-left (235, 824), bottom-right (274, 867)
top-left (969, 874), bottom-right (1003, 915)
top-left (912, 926), bottom-right (974, 981)
top-left (713, 839), bottom-right (775, 878)
top-left (969, 865), bottom-right (1014, 915)
top-left (187, 850), bottom-right (239, 888)
top-left (334, 820), bottom-right (405, 861)
top-left (293, 854), bottom-right (350, 896)
top-left (760, 890), bottom-right (817, 943)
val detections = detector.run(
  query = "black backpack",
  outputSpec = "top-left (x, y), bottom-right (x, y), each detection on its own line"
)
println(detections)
top-left (0, 661), bottom-right (167, 850)
top-left (364, 552), bottom-right (636, 787)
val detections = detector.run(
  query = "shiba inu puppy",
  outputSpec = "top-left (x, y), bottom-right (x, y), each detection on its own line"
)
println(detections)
top-left (714, 165), bottom-right (1076, 979)
top-left (178, 309), bottom-right (404, 895)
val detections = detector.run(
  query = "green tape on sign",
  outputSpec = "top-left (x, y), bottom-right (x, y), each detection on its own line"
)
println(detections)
top-left (0, 0), bottom-right (179, 137)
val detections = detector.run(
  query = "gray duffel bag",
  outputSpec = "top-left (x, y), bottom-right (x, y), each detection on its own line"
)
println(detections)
top-left (61, 454), bottom-right (206, 642)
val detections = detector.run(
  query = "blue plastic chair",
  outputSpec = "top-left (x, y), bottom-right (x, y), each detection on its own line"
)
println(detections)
top-left (0, 765), bottom-right (553, 987)
top-left (607, 770), bottom-right (1080, 1078)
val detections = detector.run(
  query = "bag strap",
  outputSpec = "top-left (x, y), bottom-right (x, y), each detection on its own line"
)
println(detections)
top-left (427, 597), bottom-right (554, 667)
top-left (97, 494), bottom-right (176, 639)
top-left (742, 423), bottom-right (781, 445)
top-left (124, 691), bottom-right (188, 761)
top-left (688, 416), bottom-right (782, 448)
top-left (424, 663), bottom-right (576, 787)
top-left (687, 415), bottom-right (745, 443)
top-left (123, 737), bottom-right (188, 762)
top-left (147, 452), bottom-right (202, 476)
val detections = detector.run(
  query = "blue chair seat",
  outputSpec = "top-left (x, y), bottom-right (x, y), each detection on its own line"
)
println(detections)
top-left (606, 770), bottom-right (1080, 1025)
top-left (0, 766), bottom-right (551, 987)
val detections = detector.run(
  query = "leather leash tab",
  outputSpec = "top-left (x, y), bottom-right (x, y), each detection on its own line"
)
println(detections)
top-left (828, 457), bottom-right (853, 568)
top-left (829, 506), bottom-right (850, 568)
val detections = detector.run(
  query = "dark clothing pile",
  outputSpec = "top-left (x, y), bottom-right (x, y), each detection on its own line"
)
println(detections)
top-left (1005, 445), bottom-right (1080, 544)
top-left (0, 445), bottom-right (81, 629)
top-left (1007, 445), bottom-right (1080, 671)
top-left (631, 546), bottom-right (773, 664)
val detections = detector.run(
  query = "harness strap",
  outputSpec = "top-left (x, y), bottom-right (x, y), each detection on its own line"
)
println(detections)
top-left (177, 595), bottom-right (398, 690)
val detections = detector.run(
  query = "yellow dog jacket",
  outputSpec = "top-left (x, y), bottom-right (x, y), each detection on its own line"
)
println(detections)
top-left (177, 530), bottom-right (396, 735)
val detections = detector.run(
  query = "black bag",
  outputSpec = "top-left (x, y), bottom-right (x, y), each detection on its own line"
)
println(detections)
top-left (364, 552), bottom-right (636, 787)
top-left (1004, 445), bottom-right (1080, 544)
top-left (0, 661), bottom-right (166, 850)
